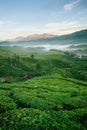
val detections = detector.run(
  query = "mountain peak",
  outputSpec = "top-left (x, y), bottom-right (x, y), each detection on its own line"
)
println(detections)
top-left (27, 33), bottom-right (55, 39)
top-left (14, 33), bottom-right (55, 41)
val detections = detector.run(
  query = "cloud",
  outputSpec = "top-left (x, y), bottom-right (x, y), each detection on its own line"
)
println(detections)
top-left (64, 0), bottom-right (80, 10)
top-left (40, 20), bottom-right (87, 35)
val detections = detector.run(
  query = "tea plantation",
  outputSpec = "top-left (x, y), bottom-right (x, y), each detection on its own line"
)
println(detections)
top-left (0, 47), bottom-right (87, 130)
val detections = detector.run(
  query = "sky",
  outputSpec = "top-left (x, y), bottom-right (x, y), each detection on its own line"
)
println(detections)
top-left (0, 0), bottom-right (87, 40)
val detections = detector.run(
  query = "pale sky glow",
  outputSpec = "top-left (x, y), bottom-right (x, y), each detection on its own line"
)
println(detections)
top-left (0, 0), bottom-right (87, 40)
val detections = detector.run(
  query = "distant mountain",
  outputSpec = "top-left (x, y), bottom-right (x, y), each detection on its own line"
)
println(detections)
top-left (45, 29), bottom-right (87, 42)
top-left (15, 33), bottom-right (55, 41)
top-left (69, 29), bottom-right (87, 39)
top-left (12, 29), bottom-right (87, 45)
top-left (27, 33), bottom-right (55, 39)
top-left (0, 29), bottom-right (86, 44)
top-left (61, 29), bottom-right (87, 42)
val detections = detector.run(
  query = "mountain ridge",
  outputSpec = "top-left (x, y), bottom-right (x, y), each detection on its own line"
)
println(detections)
top-left (13, 29), bottom-right (87, 43)
top-left (0, 29), bottom-right (87, 45)
top-left (14, 33), bottom-right (55, 41)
